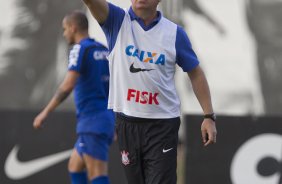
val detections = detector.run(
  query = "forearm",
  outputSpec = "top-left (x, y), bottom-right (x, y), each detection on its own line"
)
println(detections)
top-left (43, 71), bottom-right (79, 114)
top-left (42, 88), bottom-right (72, 114)
top-left (188, 66), bottom-right (214, 114)
top-left (81, 0), bottom-right (109, 23)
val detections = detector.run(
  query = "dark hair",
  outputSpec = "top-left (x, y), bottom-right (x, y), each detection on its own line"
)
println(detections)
top-left (66, 10), bottom-right (88, 31)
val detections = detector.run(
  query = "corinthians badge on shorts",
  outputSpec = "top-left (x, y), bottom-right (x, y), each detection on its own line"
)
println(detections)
top-left (121, 150), bottom-right (130, 166)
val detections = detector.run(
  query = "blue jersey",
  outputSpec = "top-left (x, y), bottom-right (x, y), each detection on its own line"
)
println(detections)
top-left (68, 38), bottom-right (114, 134)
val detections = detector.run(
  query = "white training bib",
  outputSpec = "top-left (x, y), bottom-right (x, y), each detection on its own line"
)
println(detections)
top-left (107, 10), bottom-right (181, 118)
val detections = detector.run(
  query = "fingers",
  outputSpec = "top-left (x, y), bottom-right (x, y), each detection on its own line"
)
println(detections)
top-left (204, 139), bottom-right (212, 147)
top-left (33, 121), bottom-right (40, 129)
top-left (33, 117), bottom-right (43, 129)
top-left (33, 112), bottom-right (48, 129)
top-left (204, 132), bottom-right (216, 146)
top-left (201, 130), bottom-right (208, 144)
top-left (202, 129), bottom-right (217, 147)
top-left (201, 119), bottom-right (217, 146)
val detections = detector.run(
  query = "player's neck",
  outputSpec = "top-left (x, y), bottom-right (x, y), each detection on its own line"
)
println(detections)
top-left (133, 8), bottom-right (158, 26)
top-left (75, 32), bottom-right (89, 44)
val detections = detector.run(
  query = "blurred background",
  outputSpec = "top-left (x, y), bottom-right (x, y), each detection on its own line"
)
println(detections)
top-left (1, 0), bottom-right (282, 184)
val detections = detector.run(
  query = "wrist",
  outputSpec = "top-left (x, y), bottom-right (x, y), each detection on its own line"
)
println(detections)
top-left (204, 113), bottom-right (216, 122)
top-left (43, 109), bottom-right (51, 115)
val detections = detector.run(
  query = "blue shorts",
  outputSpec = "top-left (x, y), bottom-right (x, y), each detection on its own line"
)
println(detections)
top-left (75, 133), bottom-right (113, 161)
top-left (76, 110), bottom-right (115, 136)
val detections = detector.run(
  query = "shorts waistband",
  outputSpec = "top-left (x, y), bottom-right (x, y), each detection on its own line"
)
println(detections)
top-left (116, 113), bottom-right (179, 123)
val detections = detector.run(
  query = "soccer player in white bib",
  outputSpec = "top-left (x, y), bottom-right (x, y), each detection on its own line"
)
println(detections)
top-left (82, 0), bottom-right (217, 183)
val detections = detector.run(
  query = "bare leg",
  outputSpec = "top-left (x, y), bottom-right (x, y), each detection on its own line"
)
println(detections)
top-left (68, 149), bottom-right (85, 172)
top-left (83, 154), bottom-right (108, 180)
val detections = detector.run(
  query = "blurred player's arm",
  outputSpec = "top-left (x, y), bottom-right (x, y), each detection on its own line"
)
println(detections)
top-left (187, 65), bottom-right (217, 146)
top-left (82, 0), bottom-right (109, 24)
top-left (33, 71), bottom-right (79, 129)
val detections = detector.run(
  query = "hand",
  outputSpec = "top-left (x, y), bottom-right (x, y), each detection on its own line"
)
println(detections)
top-left (201, 118), bottom-right (217, 146)
top-left (33, 111), bottom-right (48, 129)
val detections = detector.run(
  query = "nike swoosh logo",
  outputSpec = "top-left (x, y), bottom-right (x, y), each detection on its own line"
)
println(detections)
top-left (129, 63), bottom-right (154, 73)
top-left (4, 145), bottom-right (72, 180)
top-left (162, 148), bottom-right (173, 153)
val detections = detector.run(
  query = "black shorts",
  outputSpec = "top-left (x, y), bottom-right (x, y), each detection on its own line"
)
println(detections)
top-left (116, 113), bottom-right (180, 184)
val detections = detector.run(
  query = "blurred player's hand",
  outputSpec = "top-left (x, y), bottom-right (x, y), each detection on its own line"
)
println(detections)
top-left (33, 111), bottom-right (48, 129)
top-left (201, 119), bottom-right (217, 146)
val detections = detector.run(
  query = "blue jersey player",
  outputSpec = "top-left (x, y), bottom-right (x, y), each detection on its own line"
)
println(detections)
top-left (33, 11), bottom-right (114, 184)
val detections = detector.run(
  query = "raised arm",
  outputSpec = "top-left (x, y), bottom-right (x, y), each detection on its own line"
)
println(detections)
top-left (187, 65), bottom-right (217, 146)
top-left (82, 0), bottom-right (109, 24)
